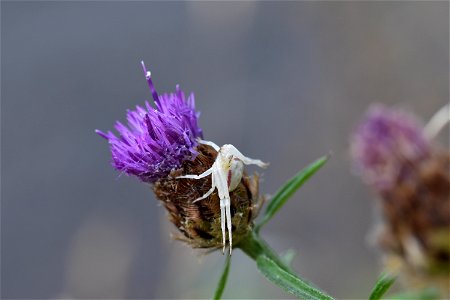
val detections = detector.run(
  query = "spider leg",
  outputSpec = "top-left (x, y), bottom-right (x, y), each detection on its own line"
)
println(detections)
top-left (227, 145), bottom-right (269, 168)
top-left (197, 139), bottom-right (220, 151)
top-left (176, 167), bottom-right (213, 180)
top-left (193, 175), bottom-right (216, 203)
top-left (214, 166), bottom-right (231, 254)
top-left (192, 186), bottom-right (215, 203)
top-left (220, 197), bottom-right (226, 253)
top-left (225, 197), bottom-right (233, 255)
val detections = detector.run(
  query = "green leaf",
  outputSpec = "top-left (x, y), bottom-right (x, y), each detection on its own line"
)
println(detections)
top-left (369, 272), bottom-right (396, 300)
top-left (256, 255), bottom-right (334, 300)
top-left (256, 155), bottom-right (329, 231)
top-left (386, 288), bottom-right (440, 300)
top-left (213, 255), bottom-right (231, 300)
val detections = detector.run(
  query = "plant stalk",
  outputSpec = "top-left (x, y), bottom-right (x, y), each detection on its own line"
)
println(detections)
top-left (238, 231), bottom-right (294, 273)
top-left (238, 231), bottom-right (334, 300)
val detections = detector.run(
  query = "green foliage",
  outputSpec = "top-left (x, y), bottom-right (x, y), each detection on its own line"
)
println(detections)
top-left (369, 272), bottom-right (396, 300)
top-left (256, 155), bottom-right (329, 231)
top-left (238, 232), bottom-right (334, 300)
top-left (256, 255), bottom-right (334, 300)
top-left (386, 288), bottom-right (440, 300)
top-left (213, 255), bottom-right (231, 300)
top-left (214, 156), bottom-right (333, 299)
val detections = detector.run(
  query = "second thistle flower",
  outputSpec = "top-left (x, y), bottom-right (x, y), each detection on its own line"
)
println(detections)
top-left (351, 104), bottom-right (450, 296)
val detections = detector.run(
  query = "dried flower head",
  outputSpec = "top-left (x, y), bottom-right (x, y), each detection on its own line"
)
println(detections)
top-left (351, 104), bottom-right (450, 296)
top-left (96, 62), bottom-right (202, 183)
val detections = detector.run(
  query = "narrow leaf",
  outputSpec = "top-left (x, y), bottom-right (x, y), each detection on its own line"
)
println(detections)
top-left (387, 288), bottom-right (440, 300)
top-left (369, 272), bottom-right (396, 300)
top-left (257, 155), bottom-right (329, 230)
top-left (256, 255), bottom-right (334, 300)
top-left (213, 255), bottom-right (231, 300)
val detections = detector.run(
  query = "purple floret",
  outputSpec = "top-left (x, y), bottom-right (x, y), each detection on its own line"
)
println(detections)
top-left (96, 62), bottom-right (203, 183)
top-left (351, 104), bottom-right (430, 191)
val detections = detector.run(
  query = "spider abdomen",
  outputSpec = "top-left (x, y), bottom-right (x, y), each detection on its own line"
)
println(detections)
top-left (228, 158), bottom-right (244, 191)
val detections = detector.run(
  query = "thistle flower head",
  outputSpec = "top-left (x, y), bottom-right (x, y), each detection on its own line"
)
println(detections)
top-left (96, 62), bottom-right (203, 183)
top-left (352, 104), bottom-right (450, 296)
top-left (97, 63), bottom-right (263, 252)
top-left (351, 104), bottom-right (431, 191)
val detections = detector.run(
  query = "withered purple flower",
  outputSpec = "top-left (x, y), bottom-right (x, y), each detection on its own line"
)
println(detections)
top-left (351, 104), bottom-right (450, 297)
top-left (351, 104), bottom-right (431, 192)
top-left (96, 62), bottom-right (203, 183)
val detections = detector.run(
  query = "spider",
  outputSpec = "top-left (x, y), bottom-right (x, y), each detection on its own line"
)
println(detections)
top-left (176, 139), bottom-right (268, 254)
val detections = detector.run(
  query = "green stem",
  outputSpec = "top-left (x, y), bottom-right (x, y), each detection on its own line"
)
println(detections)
top-left (238, 231), bottom-right (293, 273)
top-left (213, 255), bottom-right (231, 300)
top-left (237, 231), bottom-right (334, 300)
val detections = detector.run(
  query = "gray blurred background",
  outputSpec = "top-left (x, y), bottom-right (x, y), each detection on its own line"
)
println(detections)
top-left (2, 2), bottom-right (448, 299)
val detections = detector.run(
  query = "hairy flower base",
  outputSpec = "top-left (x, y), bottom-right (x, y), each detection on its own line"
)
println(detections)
top-left (154, 144), bottom-right (263, 249)
top-left (375, 148), bottom-right (450, 296)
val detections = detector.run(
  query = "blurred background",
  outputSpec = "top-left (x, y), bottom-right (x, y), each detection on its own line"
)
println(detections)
top-left (2, 2), bottom-right (448, 299)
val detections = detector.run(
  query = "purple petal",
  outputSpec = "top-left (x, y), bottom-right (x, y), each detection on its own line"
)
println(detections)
top-left (97, 63), bottom-right (203, 183)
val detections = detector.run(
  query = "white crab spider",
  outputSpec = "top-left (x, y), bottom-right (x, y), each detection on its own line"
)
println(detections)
top-left (176, 139), bottom-right (268, 254)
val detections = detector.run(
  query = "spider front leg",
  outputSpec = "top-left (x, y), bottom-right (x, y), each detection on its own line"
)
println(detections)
top-left (176, 167), bottom-right (213, 180)
top-left (197, 139), bottom-right (220, 151)
top-left (224, 197), bottom-right (233, 255)
top-left (214, 167), bottom-right (234, 254)
top-left (220, 197), bottom-right (226, 253)
top-left (193, 174), bottom-right (216, 203)
top-left (177, 166), bottom-right (215, 203)
top-left (222, 144), bottom-right (269, 168)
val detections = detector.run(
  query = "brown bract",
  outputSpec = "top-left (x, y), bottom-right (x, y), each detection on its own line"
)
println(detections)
top-left (154, 144), bottom-right (263, 249)
top-left (375, 148), bottom-right (450, 295)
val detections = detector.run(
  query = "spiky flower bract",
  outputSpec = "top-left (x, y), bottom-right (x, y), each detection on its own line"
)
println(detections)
top-left (96, 62), bottom-right (202, 183)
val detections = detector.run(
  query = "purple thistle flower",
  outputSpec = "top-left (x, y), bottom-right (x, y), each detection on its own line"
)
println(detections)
top-left (351, 104), bottom-right (431, 191)
top-left (96, 61), bottom-right (203, 183)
